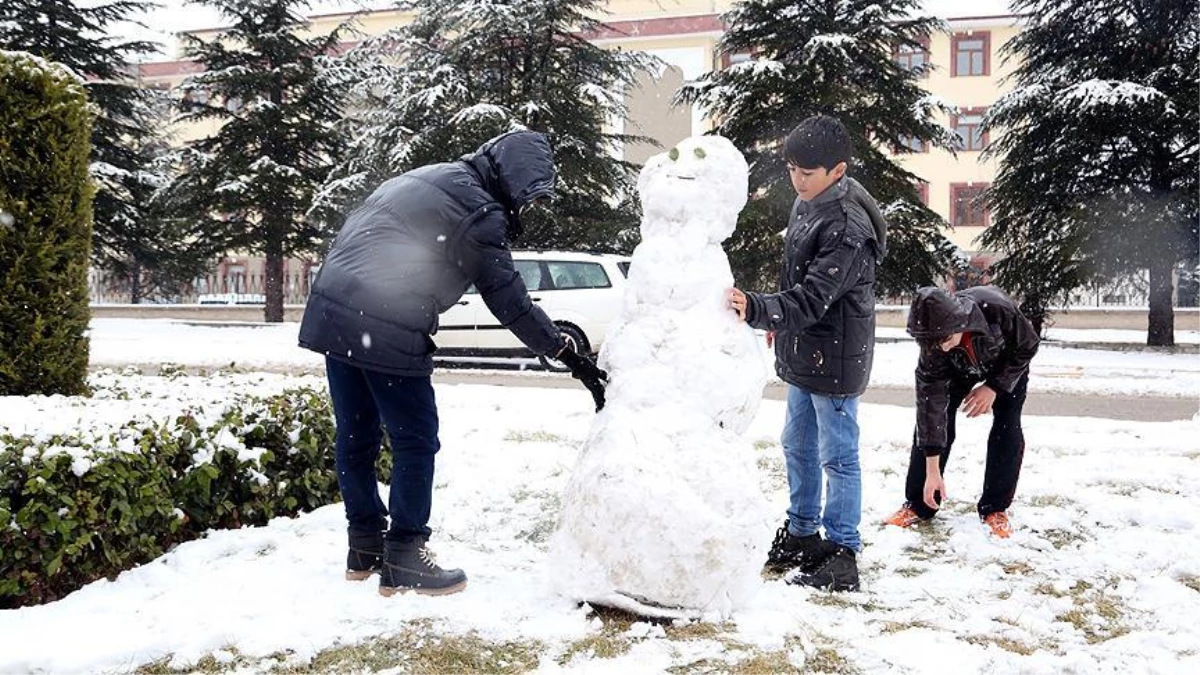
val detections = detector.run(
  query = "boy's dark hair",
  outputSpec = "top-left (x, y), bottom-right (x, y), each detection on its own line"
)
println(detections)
top-left (914, 335), bottom-right (949, 355)
top-left (784, 115), bottom-right (853, 171)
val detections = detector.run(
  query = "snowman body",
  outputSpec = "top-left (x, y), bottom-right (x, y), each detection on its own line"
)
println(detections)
top-left (549, 136), bottom-right (770, 618)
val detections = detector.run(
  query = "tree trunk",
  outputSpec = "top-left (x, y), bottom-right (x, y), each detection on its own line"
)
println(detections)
top-left (1147, 260), bottom-right (1175, 346)
top-left (129, 261), bottom-right (142, 304)
top-left (264, 232), bottom-right (285, 323)
top-left (1019, 294), bottom-right (1048, 336)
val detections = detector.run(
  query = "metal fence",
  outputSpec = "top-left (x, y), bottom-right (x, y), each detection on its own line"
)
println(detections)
top-left (88, 269), bottom-right (314, 305)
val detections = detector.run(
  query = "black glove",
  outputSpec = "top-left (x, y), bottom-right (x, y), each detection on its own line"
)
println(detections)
top-left (555, 346), bottom-right (608, 412)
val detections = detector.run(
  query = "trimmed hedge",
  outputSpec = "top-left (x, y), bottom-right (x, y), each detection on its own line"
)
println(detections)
top-left (0, 385), bottom-right (342, 608)
top-left (0, 50), bottom-right (94, 396)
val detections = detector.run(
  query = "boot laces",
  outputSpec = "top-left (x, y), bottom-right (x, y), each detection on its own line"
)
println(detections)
top-left (419, 545), bottom-right (439, 569)
top-left (768, 525), bottom-right (789, 556)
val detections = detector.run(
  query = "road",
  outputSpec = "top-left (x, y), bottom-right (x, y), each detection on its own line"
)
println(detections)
top-left (430, 370), bottom-right (1198, 422)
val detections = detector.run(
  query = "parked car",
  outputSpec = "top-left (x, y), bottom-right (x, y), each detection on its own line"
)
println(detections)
top-left (436, 251), bottom-right (631, 370)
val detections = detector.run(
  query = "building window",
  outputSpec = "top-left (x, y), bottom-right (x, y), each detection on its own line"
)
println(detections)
top-left (915, 181), bottom-right (929, 205)
top-left (952, 32), bottom-right (990, 77)
top-left (896, 135), bottom-right (928, 153)
top-left (950, 183), bottom-right (989, 227)
top-left (895, 38), bottom-right (930, 77)
top-left (953, 108), bottom-right (988, 151)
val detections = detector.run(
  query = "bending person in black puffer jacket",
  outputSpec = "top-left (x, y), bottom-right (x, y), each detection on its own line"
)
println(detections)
top-left (299, 130), bottom-right (606, 597)
top-left (884, 285), bottom-right (1039, 539)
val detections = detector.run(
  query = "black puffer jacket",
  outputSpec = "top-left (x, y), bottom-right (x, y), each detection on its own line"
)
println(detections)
top-left (299, 130), bottom-right (563, 376)
top-left (744, 177), bottom-right (888, 396)
top-left (907, 285), bottom-right (1040, 454)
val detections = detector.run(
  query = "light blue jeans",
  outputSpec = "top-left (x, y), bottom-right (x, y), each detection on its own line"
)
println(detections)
top-left (781, 385), bottom-right (862, 552)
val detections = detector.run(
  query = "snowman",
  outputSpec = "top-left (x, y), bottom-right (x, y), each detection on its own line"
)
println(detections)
top-left (548, 135), bottom-right (771, 619)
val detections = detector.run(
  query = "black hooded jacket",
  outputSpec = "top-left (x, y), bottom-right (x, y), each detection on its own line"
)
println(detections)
top-left (907, 285), bottom-right (1040, 455)
top-left (298, 130), bottom-right (563, 376)
top-left (743, 177), bottom-right (888, 397)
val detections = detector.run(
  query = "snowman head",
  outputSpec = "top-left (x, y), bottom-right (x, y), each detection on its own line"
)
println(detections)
top-left (637, 136), bottom-right (749, 243)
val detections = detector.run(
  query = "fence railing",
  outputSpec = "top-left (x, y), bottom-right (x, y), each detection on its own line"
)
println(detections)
top-left (89, 270), bottom-right (314, 305)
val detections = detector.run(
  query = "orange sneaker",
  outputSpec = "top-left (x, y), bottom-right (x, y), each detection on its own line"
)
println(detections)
top-left (884, 505), bottom-right (922, 528)
top-left (983, 511), bottom-right (1013, 538)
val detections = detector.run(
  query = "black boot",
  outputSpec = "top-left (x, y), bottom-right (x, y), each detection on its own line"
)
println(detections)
top-left (346, 530), bottom-right (384, 581)
top-left (379, 537), bottom-right (467, 597)
top-left (789, 545), bottom-right (860, 592)
top-left (764, 521), bottom-right (833, 574)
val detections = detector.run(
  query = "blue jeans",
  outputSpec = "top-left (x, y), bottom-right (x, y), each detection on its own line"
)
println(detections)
top-left (781, 385), bottom-right (862, 552)
top-left (325, 357), bottom-right (440, 541)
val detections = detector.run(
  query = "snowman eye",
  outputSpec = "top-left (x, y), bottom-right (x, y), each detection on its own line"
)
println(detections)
top-left (668, 147), bottom-right (679, 161)
top-left (694, 147), bottom-right (706, 159)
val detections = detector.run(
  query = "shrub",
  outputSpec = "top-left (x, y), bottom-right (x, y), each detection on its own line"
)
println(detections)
top-left (0, 385), bottom-right (341, 608)
top-left (0, 51), bottom-right (95, 396)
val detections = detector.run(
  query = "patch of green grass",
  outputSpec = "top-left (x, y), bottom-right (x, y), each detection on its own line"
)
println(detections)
top-left (753, 439), bottom-right (776, 452)
top-left (894, 566), bottom-right (926, 578)
top-left (1042, 528), bottom-right (1089, 550)
top-left (504, 430), bottom-right (567, 444)
top-left (165, 620), bottom-right (536, 675)
top-left (1049, 579), bottom-right (1132, 645)
top-left (878, 619), bottom-right (935, 634)
top-left (1002, 561), bottom-right (1034, 575)
top-left (557, 605), bottom-right (643, 665)
top-left (806, 593), bottom-right (885, 613)
top-left (960, 634), bottom-right (1036, 656)
top-left (1026, 494), bottom-right (1073, 508)
top-left (728, 651), bottom-right (800, 674)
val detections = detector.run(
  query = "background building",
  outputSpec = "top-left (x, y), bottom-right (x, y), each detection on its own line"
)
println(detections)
top-left (114, 1), bottom-right (1091, 305)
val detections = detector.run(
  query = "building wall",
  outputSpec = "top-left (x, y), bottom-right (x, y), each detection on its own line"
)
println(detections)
top-left (137, 2), bottom-right (1022, 257)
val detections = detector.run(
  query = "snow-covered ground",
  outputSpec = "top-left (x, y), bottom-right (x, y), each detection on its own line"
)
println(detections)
top-left (1, 370), bottom-right (1198, 674)
top-left (88, 318), bottom-right (1200, 398)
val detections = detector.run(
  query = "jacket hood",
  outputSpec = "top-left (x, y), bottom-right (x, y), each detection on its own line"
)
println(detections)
top-left (843, 177), bottom-right (888, 260)
top-left (462, 130), bottom-right (556, 235)
top-left (906, 287), bottom-right (981, 339)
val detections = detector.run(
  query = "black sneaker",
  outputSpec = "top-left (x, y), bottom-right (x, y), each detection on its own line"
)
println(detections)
top-left (764, 522), bottom-right (830, 573)
top-left (345, 530), bottom-right (383, 581)
top-left (788, 545), bottom-right (860, 592)
top-left (379, 536), bottom-right (467, 596)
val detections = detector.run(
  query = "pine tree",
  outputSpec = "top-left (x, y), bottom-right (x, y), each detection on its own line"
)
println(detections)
top-left (981, 0), bottom-right (1198, 345)
top-left (163, 0), bottom-right (350, 322)
top-left (0, 0), bottom-right (185, 302)
top-left (676, 0), bottom-right (960, 295)
top-left (313, 0), bottom-right (658, 253)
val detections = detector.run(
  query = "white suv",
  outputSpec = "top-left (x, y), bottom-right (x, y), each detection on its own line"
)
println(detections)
top-left (436, 250), bottom-right (631, 369)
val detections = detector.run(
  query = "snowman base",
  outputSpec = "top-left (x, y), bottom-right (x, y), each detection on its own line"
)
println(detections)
top-left (586, 591), bottom-right (701, 621)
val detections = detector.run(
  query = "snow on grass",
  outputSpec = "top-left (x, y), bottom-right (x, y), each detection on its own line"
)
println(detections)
top-left (87, 319), bottom-right (1200, 398)
top-left (1, 371), bottom-right (1198, 674)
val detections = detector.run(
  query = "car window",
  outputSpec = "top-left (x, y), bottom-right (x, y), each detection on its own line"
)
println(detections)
top-left (617, 261), bottom-right (631, 278)
top-left (514, 260), bottom-right (547, 290)
top-left (546, 261), bottom-right (611, 290)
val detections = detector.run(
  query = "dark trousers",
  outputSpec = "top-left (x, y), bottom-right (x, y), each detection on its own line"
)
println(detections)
top-left (905, 373), bottom-right (1028, 519)
top-left (325, 356), bottom-right (440, 541)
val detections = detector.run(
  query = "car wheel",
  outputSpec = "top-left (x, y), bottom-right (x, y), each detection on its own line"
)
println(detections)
top-left (539, 324), bottom-right (589, 373)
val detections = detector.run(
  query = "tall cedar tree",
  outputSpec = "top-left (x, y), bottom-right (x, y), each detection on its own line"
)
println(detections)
top-left (677, 0), bottom-right (960, 295)
top-left (164, 0), bottom-right (348, 322)
top-left (0, 0), bottom-right (196, 302)
top-left (313, 0), bottom-right (658, 252)
top-left (981, 0), bottom-right (1198, 343)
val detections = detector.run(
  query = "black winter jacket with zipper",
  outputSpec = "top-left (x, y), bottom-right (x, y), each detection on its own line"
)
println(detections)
top-left (744, 177), bottom-right (888, 397)
top-left (298, 131), bottom-right (563, 376)
top-left (907, 285), bottom-right (1040, 455)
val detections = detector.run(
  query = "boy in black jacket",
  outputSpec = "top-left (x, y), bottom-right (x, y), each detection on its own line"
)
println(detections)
top-left (885, 285), bottom-right (1039, 538)
top-left (728, 115), bottom-right (887, 591)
